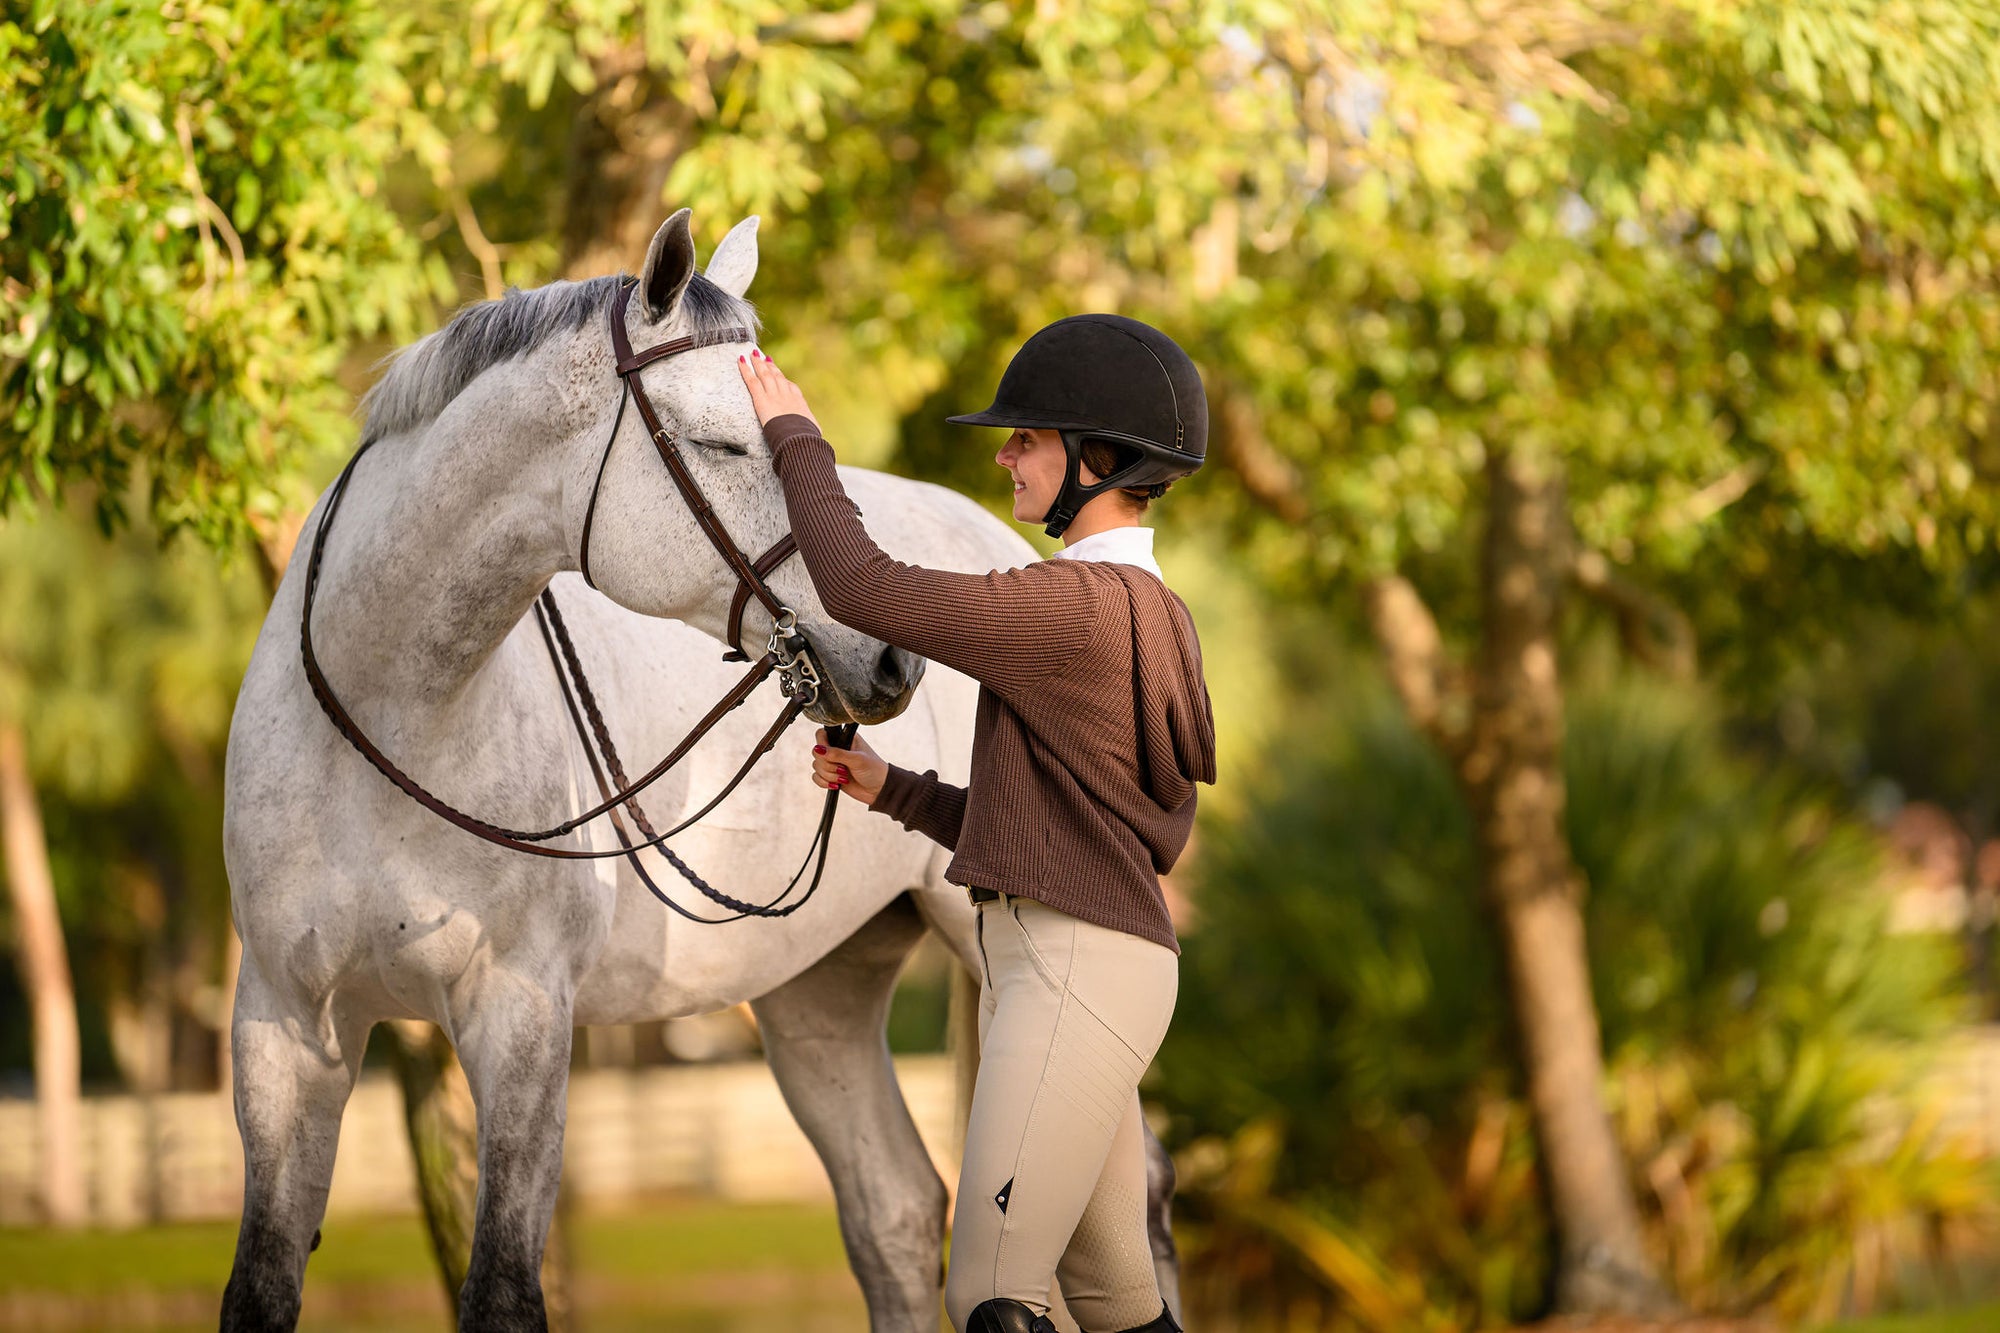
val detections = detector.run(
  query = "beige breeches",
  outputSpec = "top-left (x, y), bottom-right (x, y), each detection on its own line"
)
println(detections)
top-left (945, 892), bottom-right (1180, 1333)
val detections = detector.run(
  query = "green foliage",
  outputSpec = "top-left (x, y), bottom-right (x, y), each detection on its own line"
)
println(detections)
top-left (1156, 672), bottom-right (1983, 1327)
top-left (777, 0), bottom-right (2000, 652)
top-left (1187, 2), bottom-right (2000, 622)
top-left (0, 499), bottom-right (263, 797)
top-left (23, 0), bottom-right (1986, 609)
top-left (0, 0), bottom-right (440, 543)
top-left (1752, 592), bottom-right (2000, 828)
top-left (0, 499), bottom-right (265, 1087)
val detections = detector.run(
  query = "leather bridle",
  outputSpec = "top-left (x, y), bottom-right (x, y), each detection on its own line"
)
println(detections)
top-left (300, 278), bottom-right (854, 922)
top-left (580, 281), bottom-right (805, 666)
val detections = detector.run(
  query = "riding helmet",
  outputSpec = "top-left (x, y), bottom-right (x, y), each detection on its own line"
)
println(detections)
top-left (947, 314), bottom-right (1207, 538)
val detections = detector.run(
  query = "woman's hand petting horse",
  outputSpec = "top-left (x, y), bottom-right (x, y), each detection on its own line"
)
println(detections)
top-left (738, 348), bottom-right (819, 432)
top-left (812, 727), bottom-right (886, 806)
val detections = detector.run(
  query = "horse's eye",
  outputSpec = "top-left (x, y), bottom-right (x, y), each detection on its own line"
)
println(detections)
top-left (694, 438), bottom-right (751, 457)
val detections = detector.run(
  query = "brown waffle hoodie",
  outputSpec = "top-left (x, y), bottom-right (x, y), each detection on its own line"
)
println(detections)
top-left (765, 413), bottom-right (1216, 953)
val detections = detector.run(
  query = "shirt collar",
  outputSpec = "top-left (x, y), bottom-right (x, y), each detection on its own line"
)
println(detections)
top-left (1050, 526), bottom-right (1163, 579)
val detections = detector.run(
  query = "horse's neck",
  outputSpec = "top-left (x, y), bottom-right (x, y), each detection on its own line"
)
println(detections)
top-left (308, 343), bottom-right (590, 712)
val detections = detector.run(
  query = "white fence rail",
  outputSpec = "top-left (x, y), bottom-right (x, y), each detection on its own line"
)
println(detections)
top-left (10, 1024), bottom-right (2000, 1231)
top-left (0, 1055), bottom-right (958, 1229)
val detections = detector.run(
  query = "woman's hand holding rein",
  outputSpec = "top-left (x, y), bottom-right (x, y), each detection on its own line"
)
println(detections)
top-left (812, 727), bottom-right (886, 806)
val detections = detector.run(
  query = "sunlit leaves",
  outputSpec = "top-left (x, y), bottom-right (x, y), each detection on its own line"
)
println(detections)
top-left (1138, 0), bottom-right (2000, 624)
top-left (1, 0), bottom-right (434, 545)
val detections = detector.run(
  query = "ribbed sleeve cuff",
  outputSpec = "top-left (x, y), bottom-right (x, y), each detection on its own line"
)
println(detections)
top-left (874, 763), bottom-right (966, 852)
top-left (763, 413), bottom-right (825, 455)
top-left (873, 763), bottom-right (934, 826)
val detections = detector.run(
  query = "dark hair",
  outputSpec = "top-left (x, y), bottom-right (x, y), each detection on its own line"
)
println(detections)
top-left (1080, 438), bottom-right (1173, 511)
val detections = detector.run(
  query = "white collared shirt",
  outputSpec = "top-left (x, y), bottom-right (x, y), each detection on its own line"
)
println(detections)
top-left (1049, 525), bottom-right (1164, 579)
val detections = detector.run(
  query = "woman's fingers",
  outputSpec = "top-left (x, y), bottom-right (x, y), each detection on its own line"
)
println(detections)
top-left (809, 734), bottom-right (846, 786)
top-left (739, 352), bottom-right (789, 425)
top-left (740, 350), bottom-right (816, 429)
top-left (736, 358), bottom-right (768, 419)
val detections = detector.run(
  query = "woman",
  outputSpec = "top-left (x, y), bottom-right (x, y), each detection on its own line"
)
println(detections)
top-left (738, 314), bottom-right (1216, 1333)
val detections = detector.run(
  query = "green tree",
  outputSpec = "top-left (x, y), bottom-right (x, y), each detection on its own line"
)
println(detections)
top-left (1, 0), bottom-right (440, 546)
top-left (0, 495), bottom-right (262, 1225)
top-left (0, 0), bottom-right (435, 1230)
top-left (1178, 6), bottom-right (2000, 1303)
top-left (1157, 670), bottom-right (1981, 1327)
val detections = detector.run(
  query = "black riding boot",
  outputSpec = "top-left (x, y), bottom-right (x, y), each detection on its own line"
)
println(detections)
top-left (966, 1298), bottom-right (1059, 1333)
top-left (966, 1298), bottom-right (1182, 1333)
top-left (1111, 1303), bottom-right (1183, 1333)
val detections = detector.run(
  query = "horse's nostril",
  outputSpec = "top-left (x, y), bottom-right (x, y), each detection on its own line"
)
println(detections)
top-left (877, 644), bottom-right (904, 688)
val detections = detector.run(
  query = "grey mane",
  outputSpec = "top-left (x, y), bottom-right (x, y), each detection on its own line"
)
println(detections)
top-left (360, 272), bottom-right (761, 445)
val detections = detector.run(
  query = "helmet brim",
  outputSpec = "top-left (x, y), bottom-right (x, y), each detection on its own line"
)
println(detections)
top-left (945, 407), bottom-right (1103, 431)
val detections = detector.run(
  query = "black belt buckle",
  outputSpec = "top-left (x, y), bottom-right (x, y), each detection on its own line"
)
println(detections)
top-left (968, 886), bottom-right (999, 904)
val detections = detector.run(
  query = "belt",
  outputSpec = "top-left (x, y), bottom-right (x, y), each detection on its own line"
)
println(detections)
top-left (968, 885), bottom-right (999, 904)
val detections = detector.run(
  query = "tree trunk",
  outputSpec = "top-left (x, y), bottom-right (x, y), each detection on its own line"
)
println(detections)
top-left (1457, 444), bottom-right (1674, 1316)
top-left (560, 49), bottom-right (696, 279)
top-left (384, 1020), bottom-right (572, 1331)
top-left (0, 720), bottom-right (88, 1226)
top-left (1216, 384), bottom-right (1675, 1313)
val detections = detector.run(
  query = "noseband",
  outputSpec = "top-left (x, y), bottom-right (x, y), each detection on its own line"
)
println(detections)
top-left (299, 278), bottom-right (855, 922)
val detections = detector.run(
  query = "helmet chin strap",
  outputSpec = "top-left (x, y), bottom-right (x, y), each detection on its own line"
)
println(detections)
top-left (1040, 430), bottom-right (1150, 538)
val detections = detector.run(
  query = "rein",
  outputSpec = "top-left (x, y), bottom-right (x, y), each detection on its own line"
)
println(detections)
top-left (300, 278), bottom-right (855, 921)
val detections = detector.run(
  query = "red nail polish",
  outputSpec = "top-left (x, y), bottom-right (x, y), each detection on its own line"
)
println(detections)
top-left (813, 745), bottom-right (827, 755)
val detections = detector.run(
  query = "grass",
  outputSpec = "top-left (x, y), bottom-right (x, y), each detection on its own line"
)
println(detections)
top-left (8, 1205), bottom-right (2000, 1333)
top-left (1820, 1303), bottom-right (2000, 1333)
top-left (0, 1200), bottom-right (851, 1293)
top-left (0, 1201), bottom-right (864, 1332)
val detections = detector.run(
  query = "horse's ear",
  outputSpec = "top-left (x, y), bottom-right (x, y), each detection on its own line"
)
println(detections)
top-left (705, 215), bottom-right (760, 298)
top-left (640, 208), bottom-right (697, 321)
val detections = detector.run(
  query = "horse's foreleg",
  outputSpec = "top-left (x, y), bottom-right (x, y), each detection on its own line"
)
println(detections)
top-left (448, 966), bottom-right (575, 1333)
top-left (754, 893), bottom-right (948, 1333)
top-left (221, 954), bottom-right (368, 1333)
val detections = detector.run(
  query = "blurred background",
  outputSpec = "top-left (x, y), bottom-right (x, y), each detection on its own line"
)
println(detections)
top-left (4, 1), bottom-right (2000, 1330)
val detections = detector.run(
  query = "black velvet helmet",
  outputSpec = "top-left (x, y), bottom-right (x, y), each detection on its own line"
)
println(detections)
top-left (947, 314), bottom-right (1207, 537)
